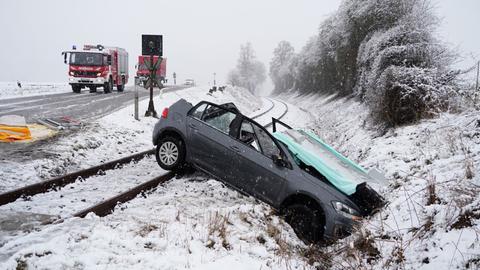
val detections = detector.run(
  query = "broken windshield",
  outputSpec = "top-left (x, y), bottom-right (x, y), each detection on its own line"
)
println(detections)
top-left (289, 130), bottom-right (369, 182)
top-left (70, 52), bottom-right (104, 66)
top-left (273, 129), bottom-right (374, 195)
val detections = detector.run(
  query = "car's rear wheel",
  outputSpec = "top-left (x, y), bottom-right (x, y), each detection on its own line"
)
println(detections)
top-left (284, 203), bottom-right (324, 244)
top-left (156, 136), bottom-right (186, 171)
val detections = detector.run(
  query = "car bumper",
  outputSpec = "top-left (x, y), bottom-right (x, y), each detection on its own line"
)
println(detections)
top-left (324, 212), bottom-right (359, 241)
top-left (69, 76), bottom-right (106, 85)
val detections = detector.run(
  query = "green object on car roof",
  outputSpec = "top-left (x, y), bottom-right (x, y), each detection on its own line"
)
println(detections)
top-left (273, 129), bottom-right (372, 195)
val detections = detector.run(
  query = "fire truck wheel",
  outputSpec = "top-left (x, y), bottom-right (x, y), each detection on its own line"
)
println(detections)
top-left (72, 85), bottom-right (81, 93)
top-left (117, 80), bottom-right (125, 92)
top-left (104, 78), bottom-right (112, 94)
top-left (89, 86), bottom-right (97, 93)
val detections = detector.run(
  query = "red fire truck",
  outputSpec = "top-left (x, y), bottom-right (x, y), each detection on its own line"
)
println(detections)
top-left (62, 44), bottom-right (129, 93)
top-left (136, 56), bottom-right (166, 88)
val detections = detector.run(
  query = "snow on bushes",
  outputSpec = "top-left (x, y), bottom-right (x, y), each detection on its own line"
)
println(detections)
top-left (270, 0), bottom-right (462, 126)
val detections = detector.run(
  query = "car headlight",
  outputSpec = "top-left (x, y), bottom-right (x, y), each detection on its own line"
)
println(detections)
top-left (332, 201), bottom-right (362, 221)
top-left (96, 72), bottom-right (102, 77)
top-left (69, 71), bottom-right (75, 76)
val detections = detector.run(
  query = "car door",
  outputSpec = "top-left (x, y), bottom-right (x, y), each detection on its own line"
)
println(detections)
top-left (186, 103), bottom-right (240, 182)
top-left (230, 119), bottom-right (289, 204)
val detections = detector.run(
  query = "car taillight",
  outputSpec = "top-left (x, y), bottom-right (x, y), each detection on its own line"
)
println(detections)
top-left (161, 108), bottom-right (169, 118)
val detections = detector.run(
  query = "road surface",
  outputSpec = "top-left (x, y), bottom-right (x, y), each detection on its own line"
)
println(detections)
top-left (0, 85), bottom-right (187, 122)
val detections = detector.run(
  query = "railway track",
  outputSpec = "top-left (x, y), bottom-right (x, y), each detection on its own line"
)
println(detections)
top-left (0, 97), bottom-right (289, 221)
top-left (250, 97), bottom-right (274, 120)
top-left (264, 98), bottom-right (289, 128)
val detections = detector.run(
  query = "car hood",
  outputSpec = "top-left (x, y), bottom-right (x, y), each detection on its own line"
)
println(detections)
top-left (273, 129), bottom-right (379, 196)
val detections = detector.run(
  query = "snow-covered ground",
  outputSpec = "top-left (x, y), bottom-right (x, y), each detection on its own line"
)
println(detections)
top-left (278, 91), bottom-right (480, 270)
top-left (0, 85), bottom-right (316, 269)
top-left (2, 85), bottom-right (478, 269)
top-left (0, 82), bottom-right (70, 99)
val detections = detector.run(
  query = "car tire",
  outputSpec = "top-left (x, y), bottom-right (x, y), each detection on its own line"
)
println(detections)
top-left (284, 203), bottom-right (324, 244)
top-left (72, 85), bottom-right (81, 93)
top-left (156, 136), bottom-right (186, 171)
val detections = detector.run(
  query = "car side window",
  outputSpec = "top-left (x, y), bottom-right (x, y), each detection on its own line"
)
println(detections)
top-left (201, 105), bottom-right (237, 135)
top-left (190, 103), bottom-right (208, 119)
top-left (251, 123), bottom-right (281, 159)
top-left (239, 120), bottom-right (261, 152)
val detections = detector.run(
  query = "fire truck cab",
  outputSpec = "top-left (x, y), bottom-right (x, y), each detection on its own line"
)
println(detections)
top-left (63, 44), bottom-right (129, 94)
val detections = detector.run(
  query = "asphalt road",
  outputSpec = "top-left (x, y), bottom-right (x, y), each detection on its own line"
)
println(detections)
top-left (0, 85), bottom-right (187, 123)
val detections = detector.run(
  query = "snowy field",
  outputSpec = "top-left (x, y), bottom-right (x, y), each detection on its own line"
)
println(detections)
top-left (0, 82), bottom-right (70, 99)
top-left (1, 85), bottom-right (478, 269)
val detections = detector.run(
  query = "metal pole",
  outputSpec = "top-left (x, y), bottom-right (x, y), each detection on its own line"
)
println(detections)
top-left (134, 77), bottom-right (139, 121)
top-left (213, 72), bottom-right (216, 86)
top-left (145, 49), bottom-right (158, 118)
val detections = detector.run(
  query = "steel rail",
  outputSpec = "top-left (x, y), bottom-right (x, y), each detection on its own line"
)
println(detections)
top-left (0, 149), bottom-right (154, 206)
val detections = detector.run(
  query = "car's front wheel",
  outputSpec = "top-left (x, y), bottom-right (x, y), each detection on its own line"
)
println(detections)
top-left (284, 203), bottom-right (324, 244)
top-left (156, 136), bottom-right (186, 171)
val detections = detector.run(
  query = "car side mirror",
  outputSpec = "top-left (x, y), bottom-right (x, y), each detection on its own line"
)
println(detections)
top-left (272, 154), bottom-right (289, 168)
top-left (63, 52), bottom-right (67, 64)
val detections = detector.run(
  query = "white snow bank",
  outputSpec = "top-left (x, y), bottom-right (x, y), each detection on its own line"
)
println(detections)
top-left (0, 82), bottom-right (70, 99)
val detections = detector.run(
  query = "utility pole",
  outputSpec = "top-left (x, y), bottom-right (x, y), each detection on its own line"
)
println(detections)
top-left (134, 77), bottom-right (139, 121)
top-left (213, 72), bottom-right (216, 86)
top-left (173, 72), bottom-right (177, 85)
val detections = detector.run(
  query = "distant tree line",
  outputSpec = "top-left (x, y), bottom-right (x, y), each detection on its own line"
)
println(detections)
top-left (270, 0), bottom-right (461, 126)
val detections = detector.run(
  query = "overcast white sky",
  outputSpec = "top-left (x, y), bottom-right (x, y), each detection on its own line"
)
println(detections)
top-left (0, 0), bottom-right (478, 90)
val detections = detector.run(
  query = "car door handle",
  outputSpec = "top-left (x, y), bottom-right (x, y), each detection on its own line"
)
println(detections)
top-left (229, 145), bottom-right (240, 152)
top-left (188, 123), bottom-right (198, 130)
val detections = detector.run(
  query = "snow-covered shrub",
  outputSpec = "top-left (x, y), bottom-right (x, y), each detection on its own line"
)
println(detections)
top-left (371, 66), bottom-right (456, 125)
top-left (272, 0), bottom-right (461, 125)
top-left (355, 2), bottom-right (459, 125)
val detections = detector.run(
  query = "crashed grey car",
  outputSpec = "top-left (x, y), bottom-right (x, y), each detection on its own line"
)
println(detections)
top-left (152, 99), bottom-right (384, 243)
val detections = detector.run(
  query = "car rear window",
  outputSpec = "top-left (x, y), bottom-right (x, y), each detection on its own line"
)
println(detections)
top-left (202, 105), bottom-right (237, 135)
top-left (190, 103), bottom-right (208, 119)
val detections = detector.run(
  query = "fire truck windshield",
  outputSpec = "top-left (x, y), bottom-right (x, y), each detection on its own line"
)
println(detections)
top-left (70, 52), bottom-right (105, 66)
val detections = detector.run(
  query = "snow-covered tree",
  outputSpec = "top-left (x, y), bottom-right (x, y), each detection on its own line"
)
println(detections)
top-left (270, 41), bottom-right (296, 92)
top-left (227, 69), bottom-right (241, 87)
top-left (227, 43), bottom-right (266, 94)
top-left (275, 0), bottom-right (459, 125)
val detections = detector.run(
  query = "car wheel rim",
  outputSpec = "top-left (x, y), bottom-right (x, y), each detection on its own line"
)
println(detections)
top-left (159, 141), bottom-right (179, 166)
